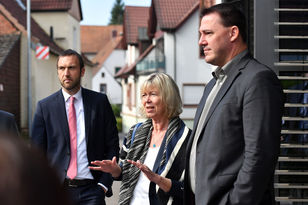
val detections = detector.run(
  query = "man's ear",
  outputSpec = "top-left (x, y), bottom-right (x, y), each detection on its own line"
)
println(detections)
top-left (81, 67), bottom-right (85, 77)
top-left (230, 26), bottom-right (240, 42)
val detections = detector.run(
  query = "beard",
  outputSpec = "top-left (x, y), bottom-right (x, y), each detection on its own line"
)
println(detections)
top-left (60, 77), bottom-right (81, 92)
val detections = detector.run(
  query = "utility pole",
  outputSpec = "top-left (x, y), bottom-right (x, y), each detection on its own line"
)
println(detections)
top-left (27, 0), bottom-right (32, 134)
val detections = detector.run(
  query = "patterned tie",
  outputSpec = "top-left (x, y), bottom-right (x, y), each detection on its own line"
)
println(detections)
top-left (67, 96), bottom-right (77, 179)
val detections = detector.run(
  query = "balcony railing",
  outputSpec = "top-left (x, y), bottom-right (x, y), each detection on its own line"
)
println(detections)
top-left (136, 55), bottom-right (165, 74)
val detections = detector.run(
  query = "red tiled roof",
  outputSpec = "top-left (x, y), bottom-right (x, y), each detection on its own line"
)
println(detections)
top-left (91, 35), bottom-right (123, 76)
top-left (81, 25), bottom-right (123, 54)
top-left (22, 0), bottom-right (72, 11)
top-left (0, 0), bottom-right (64, 55)
top-left (152, 0), bottom-right (199, 30)
top-left (22, 0), bottom-right (83, 20)
top-left (124, 6), bottom-right (150, 44)
top-left (115, 44), bottom-right (155, 78)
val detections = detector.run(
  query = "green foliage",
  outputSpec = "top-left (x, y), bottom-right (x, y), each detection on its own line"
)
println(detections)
top-left (116, 117), bottom-right (122, 132)
top-left (109, 0), bottom-right (124, 25)
top-left (111, 104), bottom-right (121, 117)
top-left (112, 104), bottom-right (122, 132)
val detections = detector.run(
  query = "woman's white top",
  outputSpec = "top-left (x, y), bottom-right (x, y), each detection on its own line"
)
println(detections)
top-left (130, 146), bottom-right (160, 205)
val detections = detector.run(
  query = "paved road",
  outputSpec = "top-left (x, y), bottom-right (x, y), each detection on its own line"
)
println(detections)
top-left (106, 180), bottom-right (121, 205)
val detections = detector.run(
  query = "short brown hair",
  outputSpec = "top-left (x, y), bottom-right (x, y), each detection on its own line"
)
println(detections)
top-left (201, 1), bottom-right (247, 42)
top-left (57, 49), bottom-right (84, 70)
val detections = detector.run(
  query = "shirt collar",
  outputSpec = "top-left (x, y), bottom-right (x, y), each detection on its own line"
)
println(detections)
top-left (212, 49), bottom-right (248, 80)
top-left (62, 87), bottom-right (82, 102)
top-left (212, 67), bottom-right (225, 81)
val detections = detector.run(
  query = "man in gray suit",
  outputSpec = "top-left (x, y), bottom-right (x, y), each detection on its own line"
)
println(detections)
top-left (0, 110), bottom-right (19, 136)
top-left (184, 2), bottom-right (283, 205)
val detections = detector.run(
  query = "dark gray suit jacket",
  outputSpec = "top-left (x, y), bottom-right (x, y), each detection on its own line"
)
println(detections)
top-left (0, 110), bottom-right (19, 136)
top-left (184, 53), bottom-right (284, 205)
top-left (31, 88), bottom-right (119, 197)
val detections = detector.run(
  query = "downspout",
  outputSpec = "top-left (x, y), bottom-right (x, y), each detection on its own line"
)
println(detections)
top-left (173, 32), bottom-right (177, 82)
top-left (134, 72), bottom-right (138, 123)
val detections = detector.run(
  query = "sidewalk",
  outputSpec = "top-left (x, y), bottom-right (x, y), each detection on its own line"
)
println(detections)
top-left (105, 180), bottom-right (121, 205)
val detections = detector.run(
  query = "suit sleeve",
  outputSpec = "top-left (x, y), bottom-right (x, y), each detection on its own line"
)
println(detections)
top-left (31, 102), bottom-right (47, 152)
top-left (8, 115), bottom-right (19, 136)
top-left (4, 113), bottom-right (19, 136)
top-left (227, 70), bottom-right (283, 204)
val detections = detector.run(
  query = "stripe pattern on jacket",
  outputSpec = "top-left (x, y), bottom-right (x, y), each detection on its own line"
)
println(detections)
top-left (118, 117), bottom-right (190, 205)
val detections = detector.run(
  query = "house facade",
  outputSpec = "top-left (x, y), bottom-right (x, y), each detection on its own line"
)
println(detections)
top-left (0, 0), bottom-right (92, 134)
top-left (81, 25), bottom-right (125, 104)
top-left (115, 6), bottom-right (151, 132)
top-left (117, 1), bottom-right (214, 132)
top-left (150, 0), bottom-right (213, 126)
top-left (30, 0), bottom-right (82, 52)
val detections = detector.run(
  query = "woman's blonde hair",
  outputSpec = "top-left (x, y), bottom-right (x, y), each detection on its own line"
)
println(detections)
top-left (140, 73), bottom-right (182, 119)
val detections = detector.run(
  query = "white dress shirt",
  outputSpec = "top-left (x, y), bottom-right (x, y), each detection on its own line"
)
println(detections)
top-left (62, 88), bottom-right (94, 180)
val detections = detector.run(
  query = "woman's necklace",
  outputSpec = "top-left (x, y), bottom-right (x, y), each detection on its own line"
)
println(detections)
top-left (151, 130), bottom-right (166, 148)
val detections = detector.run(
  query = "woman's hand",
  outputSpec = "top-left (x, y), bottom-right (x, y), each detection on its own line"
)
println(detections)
top-left (127, 159), bottom-right (172, 192)
top-left (89, 156), bottom-right (122, 178)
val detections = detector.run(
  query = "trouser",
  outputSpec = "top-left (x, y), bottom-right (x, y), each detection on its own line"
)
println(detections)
top-left (64, 180), bottom-right (105, 205)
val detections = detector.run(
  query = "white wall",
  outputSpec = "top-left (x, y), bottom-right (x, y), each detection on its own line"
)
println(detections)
top-left (92, 66), bottom-right (122, 104)
top-left (126, 45), bottom-right (139, 65)
top-left (165, 10), bottom-right (213, 121)
top-left (121, 75), bottom-right (148, 133)
top-left (104, 50), bottom-right (126, 75)
top-left (82, 65), bottom-right (93, 90)
top-left (164, 33), bottom-right (176, 78)
top-left (32, 12), bottom-right (81, 52)
top-left (92, 50), bottom-right (125, 104)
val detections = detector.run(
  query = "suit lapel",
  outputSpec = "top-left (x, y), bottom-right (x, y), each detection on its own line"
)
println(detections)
top-left (55, 90), bottom-right (70, 146)
top-left (187, 79), bottom-right (216, 154)
top-left (82, 88), bottom-right (91, 146)
top-left (193, 79), bottom-right (216, 132)
top-left (203, 54), bottom-right (251, 127)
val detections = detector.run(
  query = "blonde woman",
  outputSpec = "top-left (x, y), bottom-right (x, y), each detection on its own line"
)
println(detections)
top-left (90, 73), bottom-right (191, 205)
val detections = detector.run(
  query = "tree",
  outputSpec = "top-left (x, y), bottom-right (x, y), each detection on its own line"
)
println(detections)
top-left (109, 0), bottom-right (124, 25)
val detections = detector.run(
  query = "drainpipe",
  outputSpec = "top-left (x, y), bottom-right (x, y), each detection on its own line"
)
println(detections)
top-left (27, 0), bottom-right (32, 134)
top-left (173, 33), bottom-right (177, 82)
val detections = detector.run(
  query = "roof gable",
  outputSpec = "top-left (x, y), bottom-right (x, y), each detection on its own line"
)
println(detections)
top-left (81, 25), bottom-right (123, 54)
top-left (124, 6), bottom-right (150, 44)
top-left (0, 0), bottom-right (64, 54)
top-left (152, 0), bottom-right (199, 31)
top-left (91, 35), bottom-right (123, 76)
top-left (22, 0), bottom-right (83, 21)
top-left (25, 0), bottom-right (72, 11)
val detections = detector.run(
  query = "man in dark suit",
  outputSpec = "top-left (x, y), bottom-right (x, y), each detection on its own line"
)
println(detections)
top-left (184, 2), bottom-right (284, 205)
top-left (0, 110), bottom-right (19, 136)
top-left (31, 49), bottom-right (119, 205)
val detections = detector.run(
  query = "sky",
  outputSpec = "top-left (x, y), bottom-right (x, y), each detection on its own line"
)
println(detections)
top-left (80, 0), bottom-right (151, 26)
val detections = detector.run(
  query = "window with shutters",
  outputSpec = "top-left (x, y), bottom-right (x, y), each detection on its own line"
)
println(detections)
top-left (276, 0), bottom-right (308, 204)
